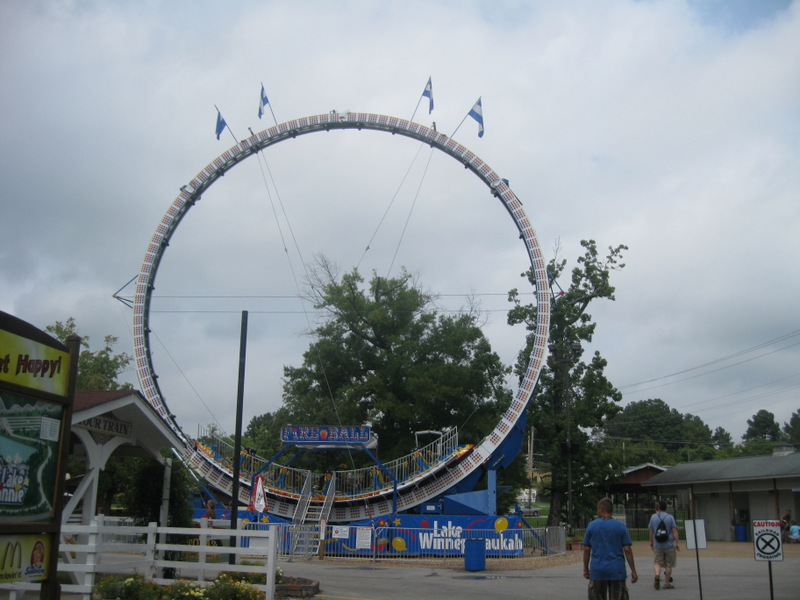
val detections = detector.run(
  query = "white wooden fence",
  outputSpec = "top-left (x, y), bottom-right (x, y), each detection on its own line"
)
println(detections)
top-left (0, 518), bottom-right (278, 600)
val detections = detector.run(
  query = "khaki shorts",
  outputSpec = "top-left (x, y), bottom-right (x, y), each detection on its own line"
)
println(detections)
top-left (654, 546), bottom-right (677, 568)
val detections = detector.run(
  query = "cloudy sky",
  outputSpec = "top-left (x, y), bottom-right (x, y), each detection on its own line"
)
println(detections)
top-left (2, 0), bottom-right (798, 446)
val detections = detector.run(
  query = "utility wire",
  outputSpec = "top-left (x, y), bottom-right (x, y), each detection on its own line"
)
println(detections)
top-left (620, 329), bottom-right (800, 392)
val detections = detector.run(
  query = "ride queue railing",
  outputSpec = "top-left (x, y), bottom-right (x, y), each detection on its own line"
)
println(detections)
top-left (195, 426), bottom-right (463, 500)
top-left (241, 522), bottom-right (566, 563)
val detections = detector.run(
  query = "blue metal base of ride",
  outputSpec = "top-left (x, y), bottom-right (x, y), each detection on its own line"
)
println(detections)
top-left (195, 505), bottom-right (550, 559)
top-left (324, 513), bottom-right (531, 558)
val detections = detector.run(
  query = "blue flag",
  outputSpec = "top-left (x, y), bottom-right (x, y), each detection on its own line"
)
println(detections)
top-left (468, 97), bottom-right (484, 138)
top-left (258, 84), bottom-right (269, 119)
top-left (422, 77), bottom-right (434, 114)
top-left (215, 109), bottom-right (227, 140)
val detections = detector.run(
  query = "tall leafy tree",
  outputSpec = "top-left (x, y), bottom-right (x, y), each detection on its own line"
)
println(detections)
top-left (117, 456), bottom-right (196, 527)
top-left (244, 408), bottom-right (291, 460)
top-left (278, 261), bottom-right (512, 465)
top-left (712, 426), bottom-right (734, 451)
top-left (604, 399), bottom-right (684, 451)
top-left (507, 239), bottom-right (627, 526)
top-left (46, 317), bottom-right (132, 390)
top-left (743, 409), bottom-right (783, 442)
top-left (603, 398), bottom-right (714, 463)
top-left (733, 439), bottom-right (775, 457)
top-left (782, 409), bottom-right (800, 444)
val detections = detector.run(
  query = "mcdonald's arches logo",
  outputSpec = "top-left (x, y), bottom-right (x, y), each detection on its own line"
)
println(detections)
top-left (0, 535), bottom-right (50, 583)
top-left (0, 541), bottom-right (21, 570)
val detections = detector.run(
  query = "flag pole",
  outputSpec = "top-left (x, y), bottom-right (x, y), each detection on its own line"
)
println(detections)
top-left (449, 112), bottom-right (470, 138)
top-left (214, 104), bottom-right (239, 144)
top-left (451, 97), bottom-right (483, 139)
top-left (261, 82), bottom-right (279, 126)
top-left (412, 77), bottom-right (434, 123)
top-left (409, 97), bottom-right (424, 123)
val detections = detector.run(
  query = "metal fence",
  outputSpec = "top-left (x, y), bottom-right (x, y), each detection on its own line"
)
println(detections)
top-left (244, 522), bottom-right (566, 565)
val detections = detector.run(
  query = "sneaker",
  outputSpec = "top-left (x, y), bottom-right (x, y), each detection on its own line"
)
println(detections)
top-left (663, 583), bottom-right (674, 589)
top-left (654, 576), bottom-right (660, 590)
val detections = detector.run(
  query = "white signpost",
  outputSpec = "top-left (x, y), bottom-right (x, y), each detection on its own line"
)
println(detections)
top-left (684, 519), bottom-right (707, 600)
top-left (684, 519), bottom-right (707, 549)
top-left (752, 519), bottom-right (783, 600)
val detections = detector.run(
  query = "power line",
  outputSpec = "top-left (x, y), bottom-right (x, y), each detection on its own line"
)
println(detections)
top-left (602, 434), bottom-right (718, 447)
top-left (620, 329), bottom-right (800, 392)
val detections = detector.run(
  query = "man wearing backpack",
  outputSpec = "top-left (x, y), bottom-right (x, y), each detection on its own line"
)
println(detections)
top-left (649, 500), bottom-right (679, 590)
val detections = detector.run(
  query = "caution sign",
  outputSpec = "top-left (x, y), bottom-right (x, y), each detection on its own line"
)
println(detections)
top-left (752, 520), bottom-right (783, 562)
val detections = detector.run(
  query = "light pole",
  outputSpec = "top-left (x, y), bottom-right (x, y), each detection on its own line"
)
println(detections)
top-left (549, 341), bottom-right (582, 535)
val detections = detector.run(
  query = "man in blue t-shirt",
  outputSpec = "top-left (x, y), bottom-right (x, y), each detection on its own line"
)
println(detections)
top-left (583, 497), bottom-right (638, 599)
top-left (649, 500), bottom-right (680, 589)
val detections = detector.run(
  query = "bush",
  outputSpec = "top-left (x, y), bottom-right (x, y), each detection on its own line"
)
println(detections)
top-left (94, 575), bottom-right (127, 600)
top-left (219, 565), bottom-right (282, 585)
top-left (163, 579), bottom-right (207, 599)
top-left (94, 570), bottom-right (278, 600)
top-left (117, 575), bottom-right (166, 600)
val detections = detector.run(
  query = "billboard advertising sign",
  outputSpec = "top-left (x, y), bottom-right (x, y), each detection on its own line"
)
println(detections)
top-left (0, 311), bottom-right (76, 592)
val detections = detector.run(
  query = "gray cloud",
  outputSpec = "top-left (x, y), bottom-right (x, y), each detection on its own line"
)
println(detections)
top-left (1, 0), bottom-right (797, 442)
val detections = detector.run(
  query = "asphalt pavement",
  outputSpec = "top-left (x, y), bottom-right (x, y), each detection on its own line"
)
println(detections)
top-left (44, 541), bottom-right (797, 600)
top-left (279, 545), bottom-right (798, 600)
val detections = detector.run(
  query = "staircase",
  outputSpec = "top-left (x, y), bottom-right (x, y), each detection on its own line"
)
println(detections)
top-left (288, 473), bottom-right (337, 557)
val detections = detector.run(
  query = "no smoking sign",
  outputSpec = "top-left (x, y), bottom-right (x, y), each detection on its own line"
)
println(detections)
top-left (752, 520), bottom-right (783, 562)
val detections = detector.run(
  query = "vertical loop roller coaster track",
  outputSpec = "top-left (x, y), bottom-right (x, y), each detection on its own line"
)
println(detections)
top-left (132, 111), bottom-right (551, 522)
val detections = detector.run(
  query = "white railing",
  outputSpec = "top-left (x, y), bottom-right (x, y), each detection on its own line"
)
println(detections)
top-left (196, 425), bottom-right (464, 500)
top-left (0, 518), bottom-right (278, 600)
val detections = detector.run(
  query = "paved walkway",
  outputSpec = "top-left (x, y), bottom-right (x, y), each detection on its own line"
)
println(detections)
top-left (37, 540), bottom-right (800, 599)
top-left (279, 541), bottom-right (799, 600)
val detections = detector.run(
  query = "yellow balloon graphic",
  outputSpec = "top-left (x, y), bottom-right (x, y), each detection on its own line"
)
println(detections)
top-left (392, 537), bottom-right (407, 552)
top-left (495, 517), bottom-right (508, 533)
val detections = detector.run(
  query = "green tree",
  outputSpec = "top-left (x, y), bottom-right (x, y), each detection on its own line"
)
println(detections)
top-left (607, 439), bottom-right (673, 467)
top-left (507, 239), bottom-right (627, 527)
top-left (118, 455), bottom-right (196, 527)
top-left (743, 409), bottom-right (783, 442)
top-left (46, 317), bottom-right (132, 390)
top-left (244, 408), bottom-right (291, 460)
top-left (603, 399), bottom-right (715, 464)
top-left (731, 438), bottom-right (775, 457)
top-left (782, 409), bottom-right (800, 444)
top-left (277, 261), bottom-right (512, 467)
top-left (604, 399), bottom-right (684, 452)
top-left (712, 426), bottom-right (734, 451)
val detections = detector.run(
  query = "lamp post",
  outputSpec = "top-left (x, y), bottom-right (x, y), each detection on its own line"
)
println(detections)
top-left (549, 341), bottom-right (582, 535)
